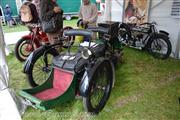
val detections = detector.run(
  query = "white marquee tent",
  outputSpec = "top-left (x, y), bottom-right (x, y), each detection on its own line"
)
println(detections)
top-left (0, 22), bottom-right (26, 120)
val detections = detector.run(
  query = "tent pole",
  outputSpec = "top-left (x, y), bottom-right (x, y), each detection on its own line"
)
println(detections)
top-left (105, 0), bottom-right (111, 21)
top-left (175, 28), bottom-right (180, 59)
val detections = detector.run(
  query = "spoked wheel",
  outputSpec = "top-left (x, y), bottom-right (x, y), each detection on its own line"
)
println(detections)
top-left (15, 38), bottom-right (36, 62)
top-left (27, 49), bottom-right (58, 87)
top-left (148, 34), bottom-right (172, 59)
top-left (118, 26), bottom-right (130, 45)
top-left (83, 60), bottom-right (113, 114)
top-left (62, 26), bottom-right (75, 48)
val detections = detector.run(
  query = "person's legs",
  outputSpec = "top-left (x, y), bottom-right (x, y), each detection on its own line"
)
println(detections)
top-left (9, 20), bottom-right (13, 26)
top-left (7, 20), bottom-right (10, 27)
top-left (7, 20), bottom-right (13, 27)
top-left (46, 29), bottom-right (63, 52)
top-left (88, 24), bottom-right (97, 40)
top-left (46, 29), bottom-right (62, 44)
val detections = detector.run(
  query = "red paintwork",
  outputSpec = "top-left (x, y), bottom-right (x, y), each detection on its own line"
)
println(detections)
top-left (20, 26), bottom-right (49, 52)
top-left (34, 68), bottom-right (73, 100)
top-left (17, 26), bottom-right (73, 60)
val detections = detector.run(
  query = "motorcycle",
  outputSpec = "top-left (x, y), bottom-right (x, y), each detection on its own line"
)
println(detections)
top-left (14, 24), bottom-right (74, 62)
top-left (19, 21), bottom-right (123, 114)
top-left (118, 22), bottom-right (172, 59)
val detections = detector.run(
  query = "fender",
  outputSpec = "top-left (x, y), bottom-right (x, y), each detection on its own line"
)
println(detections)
top-left (79, 59), bottom-right (113, 97)
top-left (159, 30), bottom-right (169, 36)
top-left (145, 33), bottom-right (169, 49)
top-left (23, 45), bottom-right (58, 74)
top-left (21, 34), bottom-right (32, 40)
top-left (144, 33), bottom-right (158, 49)
top-left (21, 34), bottom-right (41, 48)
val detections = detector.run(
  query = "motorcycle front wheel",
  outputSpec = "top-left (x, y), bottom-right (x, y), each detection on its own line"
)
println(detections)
top-left (83, 60), bottom-right (113, 114)
top-left (148, 34), bottom-right (172, 59)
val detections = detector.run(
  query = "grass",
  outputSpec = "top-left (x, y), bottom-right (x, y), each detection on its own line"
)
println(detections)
top-left (2, 24), bottom-right (28, 33)
top-left (2, 18), bottom-right (78, 33)
top-left (7, 46), bottom-right (180, 120)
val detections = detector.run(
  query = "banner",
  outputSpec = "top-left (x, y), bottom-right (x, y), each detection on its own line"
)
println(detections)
top-left (124, 0), bottom-right (150, 24)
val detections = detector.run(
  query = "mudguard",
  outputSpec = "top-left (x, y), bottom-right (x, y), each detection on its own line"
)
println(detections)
top-left (145, 33), bottom-right (169, 49)
top-left (79, 59), bottom-right (113, 97)
top-left (21, 35), bottom-right (32, 40)
top-left (159, 30), bottom-right (169, 36)
top-left (21, 34), bottom-right (41, 47)
top-left (144, 33), bottom-right (158, 48)
top-left (23, 45), bottom-right (58, 74)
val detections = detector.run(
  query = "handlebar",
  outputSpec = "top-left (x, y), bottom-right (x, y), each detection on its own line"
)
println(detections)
top-left (139, 22), bottom-right (157, 26)
top-left (87, 26), bottom-right (109, 34)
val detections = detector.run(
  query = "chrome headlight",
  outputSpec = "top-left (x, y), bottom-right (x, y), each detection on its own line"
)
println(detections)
top-left (81, 47), bottom-right (92, 59)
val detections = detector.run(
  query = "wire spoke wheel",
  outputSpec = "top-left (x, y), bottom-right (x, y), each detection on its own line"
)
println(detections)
top-left (90, 68), bottom-right (108, 109)
top-left (20, 40), bottom-right (33, 57)
top-left (15, 38), bottom-right (36, 62)
top-left (118, 27), bottom-right (130, 45)
top-left (27, 48), bottom-right (58, 87)
top-left (151, 39), bottom-right (167, 57)
top-left (149, 34), bottom-right (172, 59)
top-left (32, 52), bottom-right (54, 85)
top-left (83, 60), bottom-right (113, 114)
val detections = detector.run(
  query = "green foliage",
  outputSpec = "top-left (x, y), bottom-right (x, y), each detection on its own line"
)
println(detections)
top-left (7, 46), bottom-right (180, 120)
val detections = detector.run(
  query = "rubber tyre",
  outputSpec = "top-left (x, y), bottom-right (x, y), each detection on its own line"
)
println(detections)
top-left (15, 38), bottom-right (35, 62)
top-left (148, 34), bottom-right (172, 59)
top-left (27, 49), bottom-right (58, 87)
top-left (83, 60), bottom-right (113, 114)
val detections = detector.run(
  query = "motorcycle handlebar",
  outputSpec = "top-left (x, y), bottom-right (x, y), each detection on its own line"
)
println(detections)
top-left (139, 22), bottom-right (157, 26)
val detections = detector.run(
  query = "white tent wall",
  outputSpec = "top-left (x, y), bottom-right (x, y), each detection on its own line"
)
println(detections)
top-left (16, 0), bottom-right (23, 12)
top-left (0, 20), bottom-right (9, 90)
top-left (149, 0), bottom-right (180, 58)
top-left (111, 0), bottom-right (124, 22)
top-left (0, 22), bottom-right (26, 120)
top-left (0, 5), bottom-right (5, 25)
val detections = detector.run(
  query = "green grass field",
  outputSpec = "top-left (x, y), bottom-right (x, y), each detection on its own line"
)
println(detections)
top-left (7, 46), bottom-right (180, 120)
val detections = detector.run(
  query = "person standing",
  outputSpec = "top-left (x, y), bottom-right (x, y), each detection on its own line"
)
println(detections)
top-left (40, 0), bottom-right (63, 44)
top-left (79, 0), bottom-right (98, 40)
top-left (79, 0), bottom-right (98, 27)
top-left (4, 4), bottom-right (13, 27)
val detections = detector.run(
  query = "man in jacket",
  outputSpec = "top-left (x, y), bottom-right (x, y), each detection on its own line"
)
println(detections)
top-left (40, 0), bottom-right (63, 44)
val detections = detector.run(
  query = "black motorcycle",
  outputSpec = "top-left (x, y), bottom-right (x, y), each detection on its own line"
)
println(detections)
top-left (22, 21), bottom-right (123, 114)
top-left (118, 22), bottom-right (172, 59)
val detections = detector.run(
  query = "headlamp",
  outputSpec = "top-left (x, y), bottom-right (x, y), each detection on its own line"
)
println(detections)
top-left (81, 47), bottom-right (92, 59)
